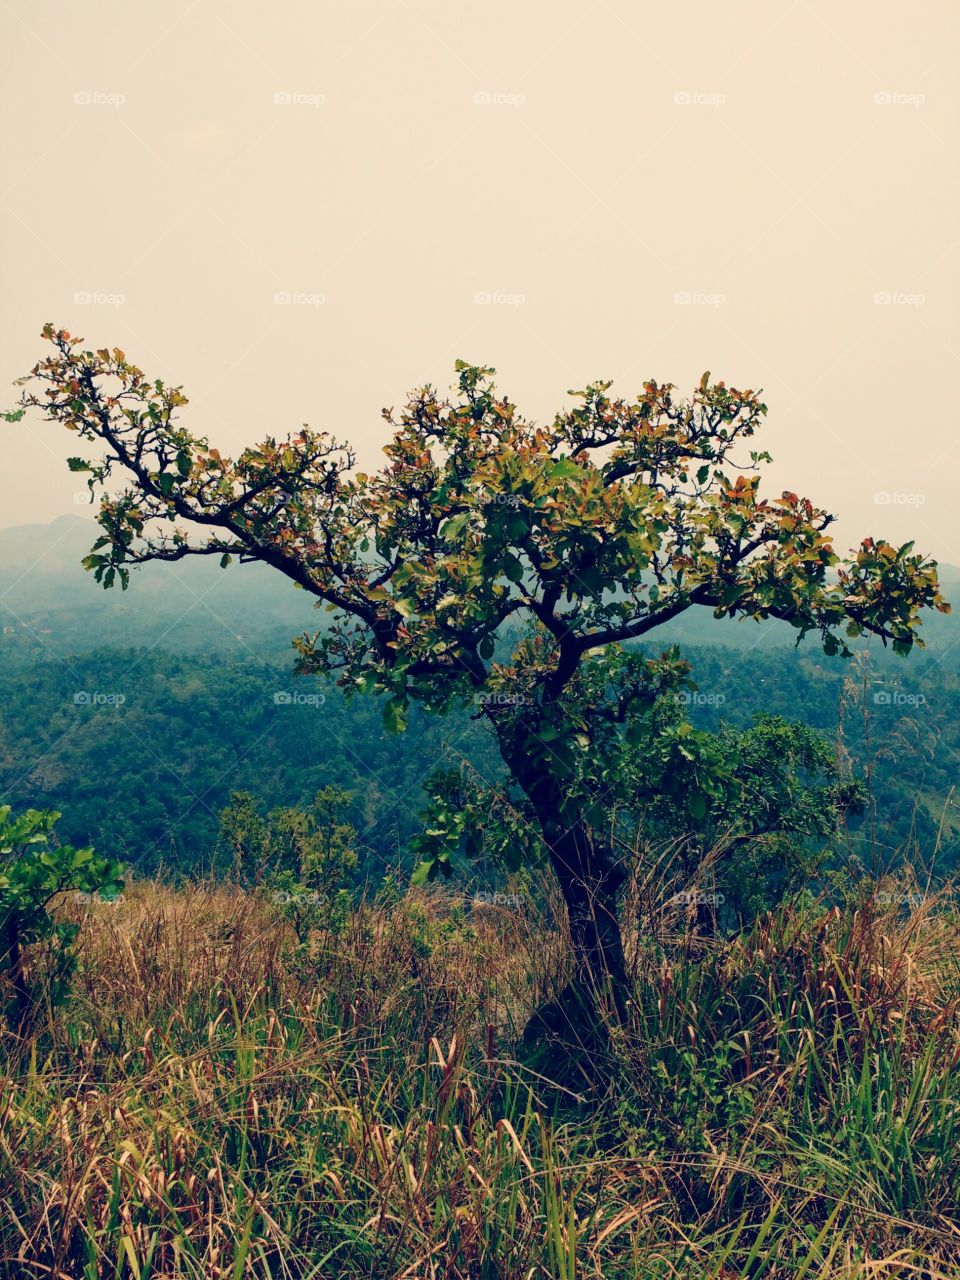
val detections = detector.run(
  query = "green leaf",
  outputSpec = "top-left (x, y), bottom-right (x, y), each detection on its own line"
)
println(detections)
top-left (478, 635), bottom-right (495, 660)
top-left (383, 698), bottom-right (408, 734)
top-left (410, 859), bottom-right (434, 886)
top-left (688, 792), bottom-right (707, 821)
top-left (441, 513), bottom-right (470, 542)
top-left (550, 458), bottom-right (583, 481)
top-left (502, 553), bottom-right (524, 583)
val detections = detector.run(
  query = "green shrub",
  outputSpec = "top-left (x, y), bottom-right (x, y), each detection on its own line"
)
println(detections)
top-left (0, 803), bottom-right (123, 1031)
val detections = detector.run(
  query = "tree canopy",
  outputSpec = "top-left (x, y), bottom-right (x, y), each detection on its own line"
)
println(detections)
top-left (14, 325), bottom-right (949, 1012)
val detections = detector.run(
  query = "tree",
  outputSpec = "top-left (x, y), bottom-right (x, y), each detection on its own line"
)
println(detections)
top-left (0, 803), bottom-right (123, 1032)
top-left (216, 787), bottom-right (360, 940)
top-left (418, 709), bottom-right (866, 937)
top-left (630, 710), bottom-right (867, 928)
top-left (217, 789), bottom-right (270, 884)
top-left (217, 786), bottom-right (360, 890)
top-left (15, 326), bottom-right (950, 1019)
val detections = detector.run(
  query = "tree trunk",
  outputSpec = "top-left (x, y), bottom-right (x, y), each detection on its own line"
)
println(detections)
top-left (546, 821), bottom-right (627, 1013)
top-left (499, 741), bottom-right (629, 1030)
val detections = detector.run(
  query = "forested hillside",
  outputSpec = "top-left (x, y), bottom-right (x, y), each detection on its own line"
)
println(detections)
top-left (1, 517), bottom-right (957, 880)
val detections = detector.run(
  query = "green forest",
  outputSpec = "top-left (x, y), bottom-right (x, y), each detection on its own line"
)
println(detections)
top-left (1, 515), bottom-right (958, 887)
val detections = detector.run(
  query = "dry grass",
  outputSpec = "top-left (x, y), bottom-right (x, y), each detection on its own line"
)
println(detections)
top-left (0, 879), bottom-right (959, 1278)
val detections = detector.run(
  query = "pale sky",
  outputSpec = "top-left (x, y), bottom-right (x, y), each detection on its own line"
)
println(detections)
top-left (1, 1), bottom-right (957, 565)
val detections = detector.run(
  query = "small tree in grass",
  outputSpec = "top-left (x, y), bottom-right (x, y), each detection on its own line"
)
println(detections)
top-left (14, 326), bottom-right (949, 1024)
top-left (0, 803), bottom-right (123, 1032)
top-left (216, 788), bottom-right (359, 939)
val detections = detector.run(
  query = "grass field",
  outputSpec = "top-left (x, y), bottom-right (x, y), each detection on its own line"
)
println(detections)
top-left (1, 878), bottom-right (959, 1278)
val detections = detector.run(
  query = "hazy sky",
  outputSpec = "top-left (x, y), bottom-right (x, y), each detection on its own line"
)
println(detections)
top-left (1, 1), bottom-right (957, 564)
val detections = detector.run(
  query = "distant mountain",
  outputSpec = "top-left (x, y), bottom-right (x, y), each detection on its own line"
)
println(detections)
top-left (0, 518), bottom-right (956, 876)
top-left (0, 516), bottom-right (956, 662)
top-left (0, 515), bottom-right (318, 660)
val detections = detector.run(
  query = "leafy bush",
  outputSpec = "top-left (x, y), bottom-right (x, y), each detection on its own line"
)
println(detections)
top-left (217, 786), bottom-right (361, 940)
top-left (0, 803), bottom-right (122, 1030)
